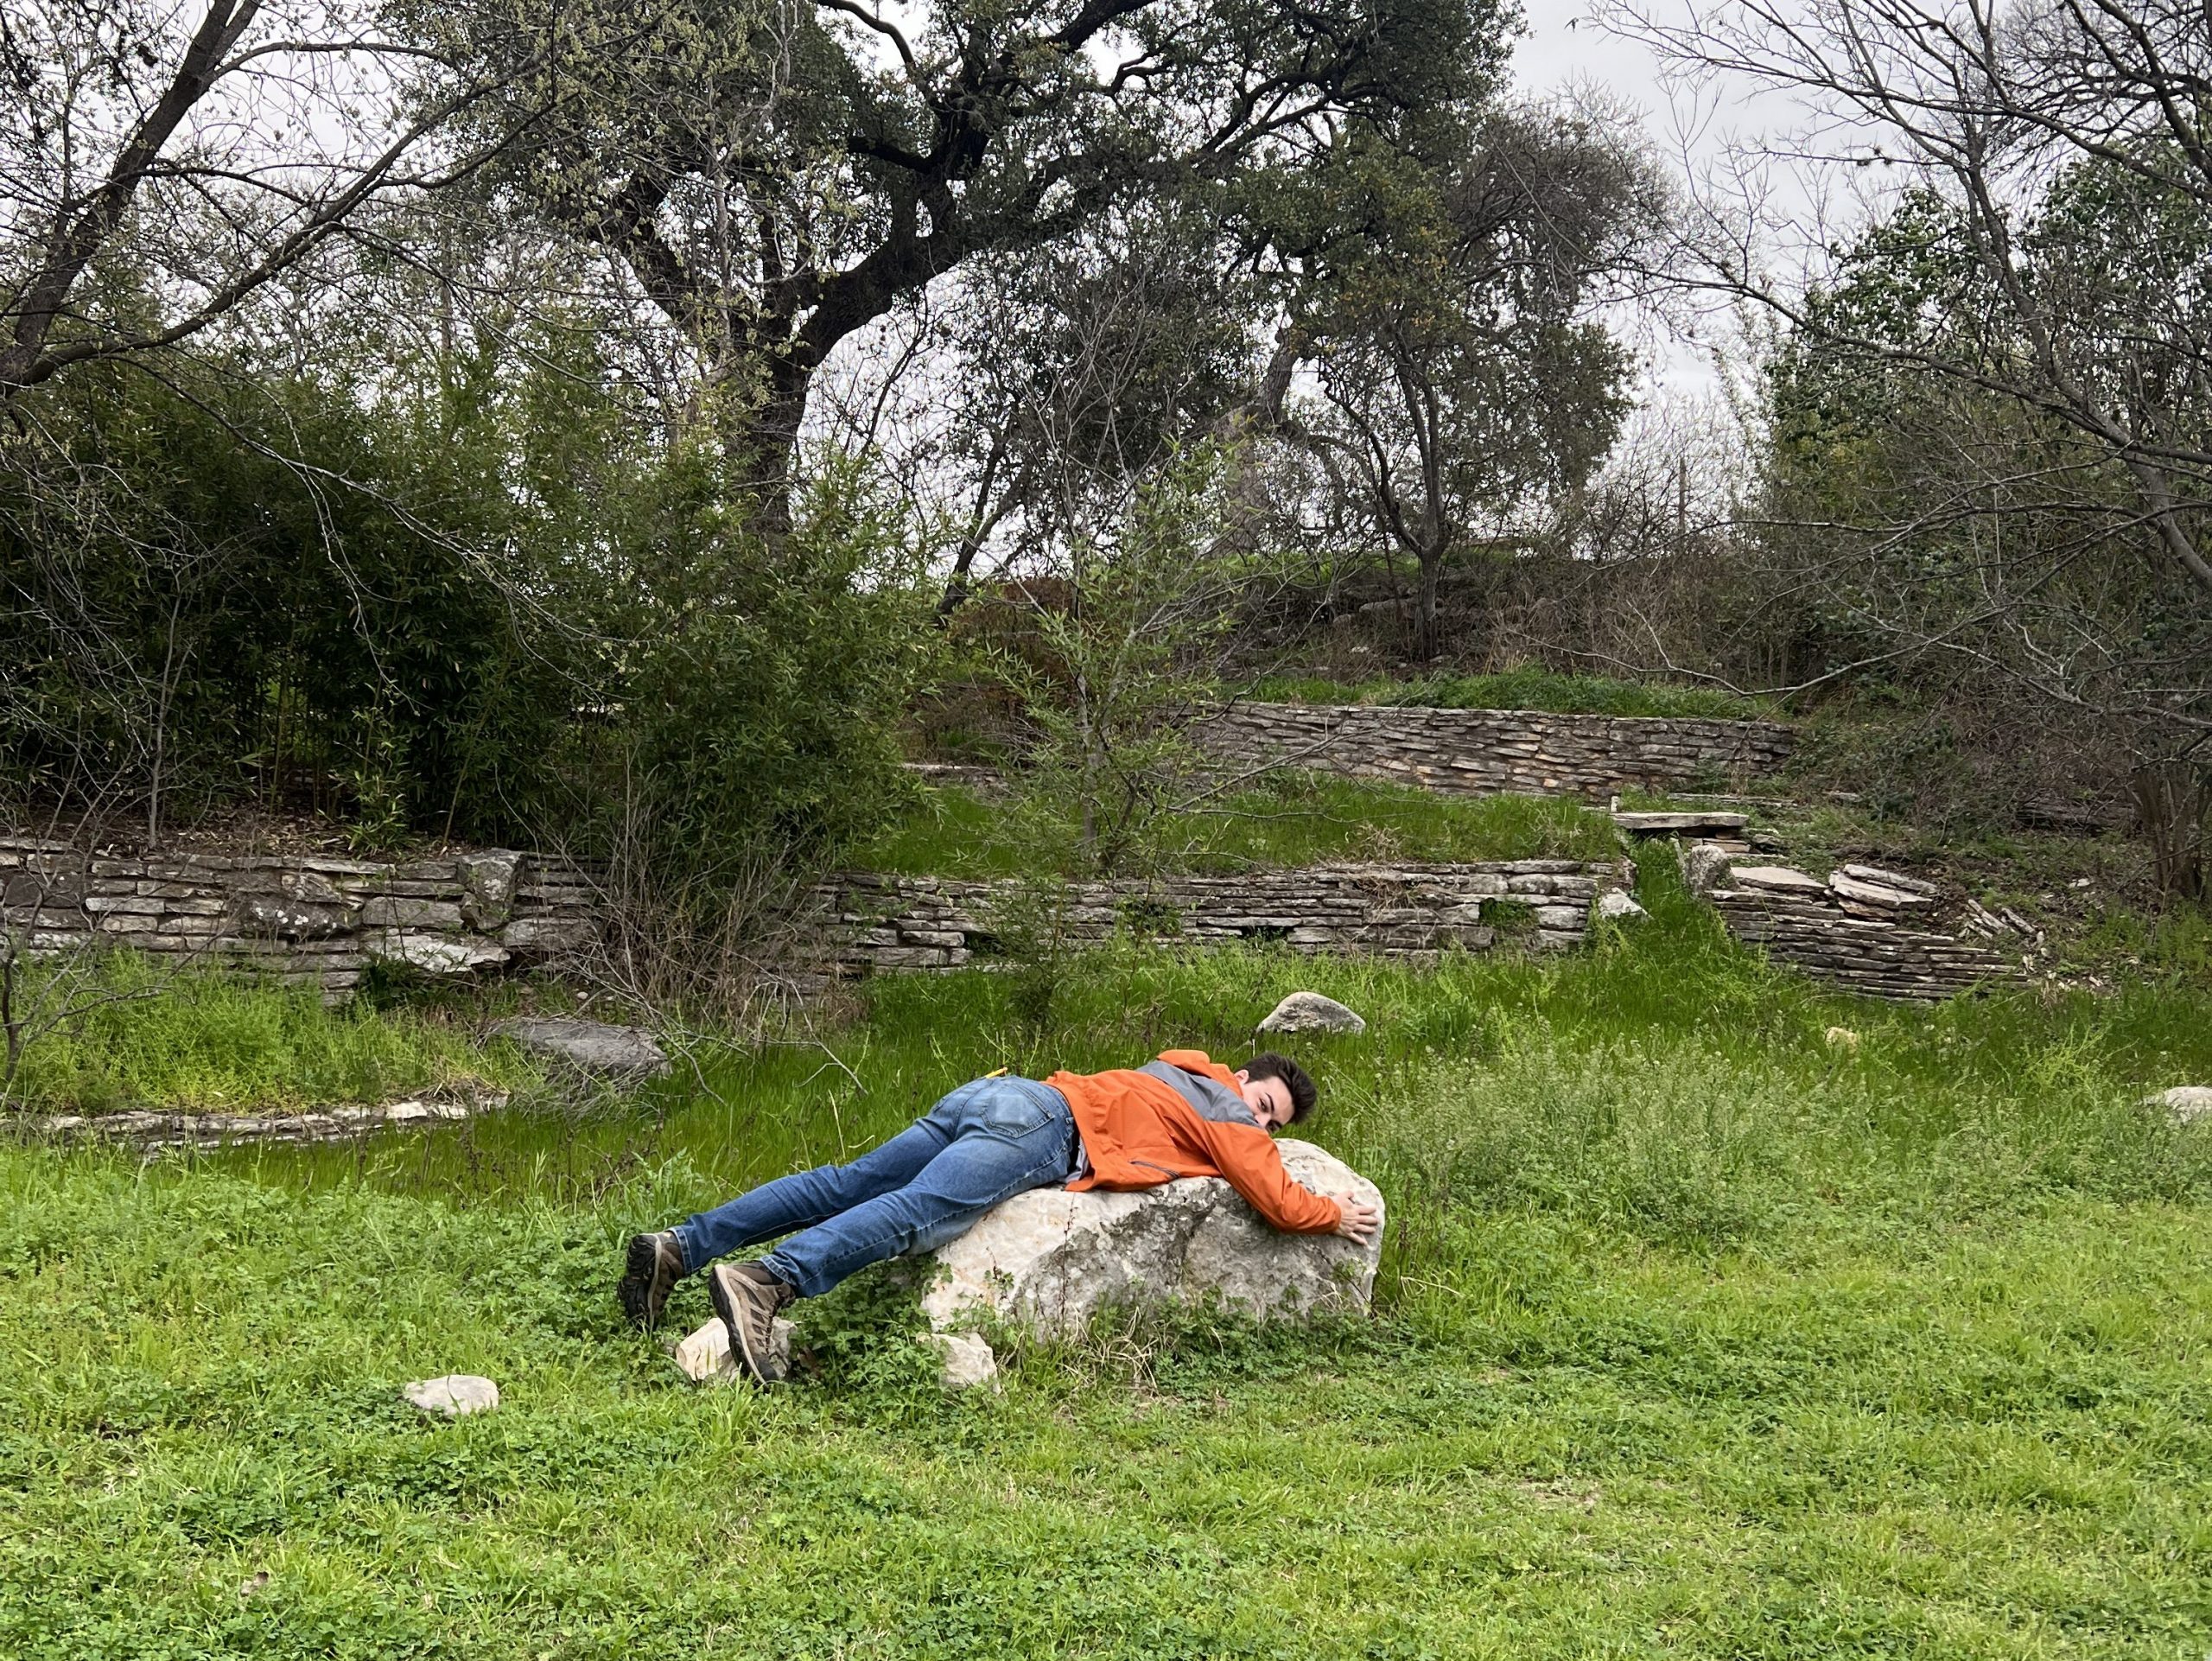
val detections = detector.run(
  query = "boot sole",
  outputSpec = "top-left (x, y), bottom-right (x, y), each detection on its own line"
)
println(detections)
top-left (708, 1266), bottom-right (775, 1384)
top-left (618, 1234), bottom-right (668, 1329)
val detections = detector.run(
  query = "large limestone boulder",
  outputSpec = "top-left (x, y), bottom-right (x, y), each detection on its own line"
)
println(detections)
top-left (920, 1139), bottom-right (1382, 1340)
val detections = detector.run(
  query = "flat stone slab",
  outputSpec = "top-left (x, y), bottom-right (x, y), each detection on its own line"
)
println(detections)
top-left (1839, 862), bottom-right (1938, 897)
top-left (31, 1092), bottom-right (505, 1150)
top-left (492, 1017), bottom-right (670, 1081)
top-left (1612, 810), bottom-right (1750, 837)
top-left (1829, 871), bottom-right (1936, 909)
top-left (1257, 991), bottom-right (1367, 1034)
top-left (404, 1374), bottom-right (499, 1416)
top-left (1726, 865), bottom-right (1829, 895)
top-left (370, 932), bottom-right (510, 976)
top-left (921, 1139), bottom-right (1382, 1339)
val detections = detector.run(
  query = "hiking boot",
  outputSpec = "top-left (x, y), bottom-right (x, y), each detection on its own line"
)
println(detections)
top-left (618, 1231), bottom-right (686, 1330)
top-left (708, 1261), bottom-right (798, 1384)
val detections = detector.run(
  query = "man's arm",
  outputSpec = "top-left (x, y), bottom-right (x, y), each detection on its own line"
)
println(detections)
top-left (1191, 1119), bottom-right (1344, 1233)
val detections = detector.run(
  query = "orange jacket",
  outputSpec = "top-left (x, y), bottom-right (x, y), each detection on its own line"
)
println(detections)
top-left (1046, 1049), bottom-right (1342, 1234)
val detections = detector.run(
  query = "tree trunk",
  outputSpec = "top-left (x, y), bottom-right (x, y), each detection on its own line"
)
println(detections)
top-left (936, 427), bottom-right (1012, 623)
top-left (724, 359), bottom-right (810, 537)
top-left (1413, 551), bottom-right (1443, 662)
top-left (2133, 760), bottom-right (2210, 901)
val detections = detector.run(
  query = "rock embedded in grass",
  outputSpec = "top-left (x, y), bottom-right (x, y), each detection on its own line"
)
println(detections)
top-left (925, 1331), bottom-right (1000, 1389)
top-left (1594, 890), bottom-right (1648, 922)
top-left (671, 1314), bottom-right (795, 1384)
top-left (491, 1016), bottom-right (671, 1083)
top-left (921, 1139), bottom-right (1382, 1340)
top-left (1257, 991), bottom-right (1367, 1035)
top-left (1679, 841), bottom-right (1741, 895)
top-left (404, 1375), bottom-right (499, 1416)
top-left (2152, 1085), bottom-right (2212, 1123)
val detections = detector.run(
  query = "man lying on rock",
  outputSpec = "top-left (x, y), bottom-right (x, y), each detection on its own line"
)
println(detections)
top-left (617, 1049), bottom-right (1382, 1382)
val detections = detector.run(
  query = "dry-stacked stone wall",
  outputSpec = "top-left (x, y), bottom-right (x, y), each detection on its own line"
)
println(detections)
top-left (1201, 702), bottom-right (1794, 799)
top-left (1686, 850), bottom-right (2024, 1002)
top-left (1709, 890), bottom-right (2019, 1001)
top-left (811, 860), bottom-right (1635, 979)
top-left (0, 837), bottom-right (601, 994)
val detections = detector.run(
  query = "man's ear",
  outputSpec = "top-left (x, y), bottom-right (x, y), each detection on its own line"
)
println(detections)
top-left (1232, 1067), bottom-right (1251, 1086)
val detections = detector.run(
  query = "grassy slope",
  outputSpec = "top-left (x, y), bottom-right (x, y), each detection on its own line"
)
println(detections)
top-left (855, 775), bottom-right (1618, 879)
top-left (6, 958), bottom-right (535, 1113)
top-left (4, 858), bottom-right (2211, 1658)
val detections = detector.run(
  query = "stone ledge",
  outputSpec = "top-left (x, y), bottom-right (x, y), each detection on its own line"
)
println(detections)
top-left (27, 1090), bottom-right (509, 1150)
top-left (809, 860), bottom-right (1634, 977)
top-left (1198, 702), bottom-right (1794, 800)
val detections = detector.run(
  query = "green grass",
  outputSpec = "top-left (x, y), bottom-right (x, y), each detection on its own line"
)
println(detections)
top-left (3, 955), bottom-right (535, 1113)
top-left (4, 856), bottom-right (2212, 1656)
top-left (854, 774), bottom-right (1621, 878)
top-left (1252, 667), bottom-right (1776, 722)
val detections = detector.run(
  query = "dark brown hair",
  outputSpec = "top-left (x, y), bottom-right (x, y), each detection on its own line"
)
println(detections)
top-left (1243, 1052), bottom-right (1317, 1122)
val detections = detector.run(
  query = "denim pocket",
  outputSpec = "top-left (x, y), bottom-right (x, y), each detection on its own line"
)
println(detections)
top-left (974, 1079), bottom-right (1056, 1137)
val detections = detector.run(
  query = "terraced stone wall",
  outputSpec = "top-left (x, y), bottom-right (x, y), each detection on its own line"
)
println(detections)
top-left (0, 838), bottom-right (601, 994)
top-left (1681, 847), bottom-right (2025, 1002)
top-left (1707, 888), bottom-right (2021, 1001)
top-left (810, 860), bottom-right (1636, 980)
top-left (4, 836), bottom-right (1644, 1000)
top-left (1201, 702), bottom-right (1794, 799)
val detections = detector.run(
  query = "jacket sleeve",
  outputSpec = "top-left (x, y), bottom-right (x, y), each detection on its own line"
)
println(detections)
top-left (1190, 1118), bottom-right (1343, 1234)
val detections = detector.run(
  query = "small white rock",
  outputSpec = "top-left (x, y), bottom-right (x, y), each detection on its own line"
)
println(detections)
top-left (670, 1314), bottom-right (795, 1384)
top-left (2152, 1085), bottom-right (2212, 1123)
top-left (1824, 1026), bottom-right (1861, 1051)
top-left (1678, 842), bottom-right (1738, 895)
top-left (1594, 891), bottom-right (1647, 922)
top-left (1257, 991), bottom-right (1367, 1035)
top-left (403, 1374), bottom-right (499, 1417)
top-left (370, 934), bottom-right (511, 977)
top-left (671, 1317), bottom-right (731, 1382)
top-left (925, 1331), bottom-right (999, 1389)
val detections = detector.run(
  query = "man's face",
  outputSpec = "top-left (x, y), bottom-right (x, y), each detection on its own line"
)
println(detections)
top-left (1236, 1070), bottom-right (1294, 1131)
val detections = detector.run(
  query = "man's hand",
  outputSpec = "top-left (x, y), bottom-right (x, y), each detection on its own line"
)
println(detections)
top-left (1332, 1197), bottom-right (1381, 1244)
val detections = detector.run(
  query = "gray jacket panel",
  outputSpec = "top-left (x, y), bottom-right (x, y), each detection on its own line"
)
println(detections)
top-left (1137, 1060), bottom-right (1258, 1129)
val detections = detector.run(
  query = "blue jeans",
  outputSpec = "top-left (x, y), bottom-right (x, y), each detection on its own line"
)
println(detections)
top-left (671, 1076), bottom-right (1082, 1297)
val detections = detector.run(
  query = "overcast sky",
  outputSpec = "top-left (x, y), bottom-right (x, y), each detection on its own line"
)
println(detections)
top-left (1510, 3), bottom-right (1900, 410)
top-left (1514, 10), bottom-right (1732, 400)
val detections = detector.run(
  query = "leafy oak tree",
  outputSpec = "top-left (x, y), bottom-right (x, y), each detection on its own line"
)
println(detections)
top-left (433, 0), bottom-right (1514, 523)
